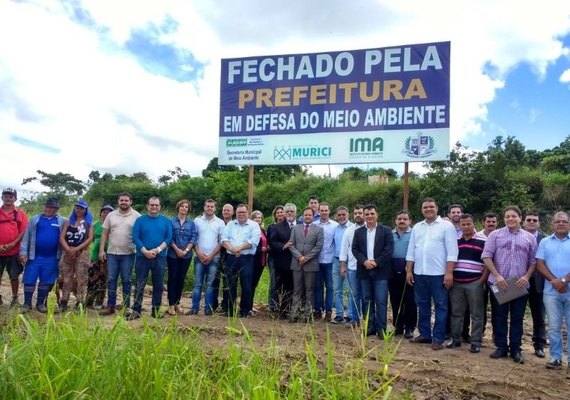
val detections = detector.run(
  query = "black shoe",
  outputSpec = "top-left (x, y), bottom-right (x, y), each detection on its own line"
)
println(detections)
top-left (404, 329), bottom-right (414, 339)
top-left (490, 349), bottom-right (508, 359)
top-left (545, 359), bottom-right (562, 369)
top-left (365, 329), bottom-right (378, 337)
top-left (394, 329), bottom-right (404, 336)
top-left (331, 316), bottom-right (344, 324)
top-left (431, 341), bottom-right (444, 350)
top-left (511, 352), bottom-right (524, 364)
top-left (446, 339), bottom-right (461, 348)
top-left (313, 310), bottom-right (322, 320)
top-left (470, 344), bottom-right (481, 353)
top-left (126, 311), bottom-right (141, 321)
top-left (409, 335), bottom-right (431, 344)
top-left (534, 348), bottom-right (545, 358)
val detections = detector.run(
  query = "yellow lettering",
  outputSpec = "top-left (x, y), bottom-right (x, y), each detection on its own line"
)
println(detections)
top-left (383, 80), bottom-right (403, 100)
top-left (238, 90), bottom-right (254, 109)
top-left (404, 78), bottom-right (427, 99)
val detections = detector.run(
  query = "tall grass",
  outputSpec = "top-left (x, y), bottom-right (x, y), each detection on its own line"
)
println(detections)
top-left (0, 302), bottom-right (397, 399)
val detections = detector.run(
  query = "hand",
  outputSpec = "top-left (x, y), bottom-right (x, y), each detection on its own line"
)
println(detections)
top-left (444, 272), bottom-right (454, 289)
top-left (20, 255), bottom-right (28, 265)
top-left (495, 275), bottom-right (507, 291)
top-left (143, 248), bottom-right (157, 259)
top-left (515, 276), bottom-right (529, 288)
top-left (364, 260), bottom-right (377, 269)
top-left (283, 240), bottom-right (292, 250)
top-left (299, 256), bottom-right (307, 266)
top-left (406, 271), bottom-right (414, 286)
top-left (98, 251), bottom-right (106, 263)
top-left (551, 279), bottom-right (567, 293)
top-left (340, 264), bottom-right (347, 278)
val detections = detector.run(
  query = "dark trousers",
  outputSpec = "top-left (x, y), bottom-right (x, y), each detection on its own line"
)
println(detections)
top-left (167, 256), bottom-right (192, 306)
top-left (388, 271), bottom-right (417, 332)
top-left (528, 277), bottom-right (547, 349)
top-left (225, 254), bottom-right (254, 317)
top-left (274, 266), bottom-right (294, 318)
top-left (491, 294), bottom-right (528, 355)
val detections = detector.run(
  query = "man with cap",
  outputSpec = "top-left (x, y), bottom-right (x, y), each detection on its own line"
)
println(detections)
top-left (19, 198), bottom-right (67, 312)
top-left (86, 204), bottom-right (114, 308)
top-left (0, 188), bottom-right (28, 306)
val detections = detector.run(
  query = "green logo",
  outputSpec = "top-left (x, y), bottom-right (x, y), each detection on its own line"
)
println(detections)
top-left (226, 138), bottom-right (247, 147)
top-left (349, 137), bottom-right (383, 153)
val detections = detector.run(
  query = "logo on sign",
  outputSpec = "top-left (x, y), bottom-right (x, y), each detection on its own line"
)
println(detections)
top-left (402, 132), bottom-right (436, 158)
top-left (349, 137), bottom-right (383, 154)
top-left (274, 146), bottom-right (332, 160)
top-left (226, 138), bottom-right (247, 147)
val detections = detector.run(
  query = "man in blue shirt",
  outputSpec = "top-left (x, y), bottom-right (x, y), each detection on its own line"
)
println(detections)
top-left (536, 211), bottom-right (570, 369)
top-left (221, 204), bottom-right (261, 318)
top-left (128, 196), bottom-right (172, 320)
top-left (331, 206), bottom-right (352, 324)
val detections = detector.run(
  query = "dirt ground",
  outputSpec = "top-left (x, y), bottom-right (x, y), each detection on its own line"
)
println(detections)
top-left (2, 283), bottom-right (569, 399)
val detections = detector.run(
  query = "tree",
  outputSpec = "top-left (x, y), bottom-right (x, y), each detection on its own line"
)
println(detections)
top-left (22, 170), bottom-right (86, 197)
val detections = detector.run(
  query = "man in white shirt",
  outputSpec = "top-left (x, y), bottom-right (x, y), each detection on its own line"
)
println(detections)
top-left (406, 197), bottom-right (458, 350)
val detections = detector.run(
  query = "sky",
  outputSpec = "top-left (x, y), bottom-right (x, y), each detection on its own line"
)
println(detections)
top-left (1, 0), bottom-right (569, 197)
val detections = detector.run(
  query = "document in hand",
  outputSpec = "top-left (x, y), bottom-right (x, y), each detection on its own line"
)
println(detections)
top-left (490, 277), bottom-right (528, 305)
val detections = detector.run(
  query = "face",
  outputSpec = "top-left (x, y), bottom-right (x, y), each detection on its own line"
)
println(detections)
top-left (483, 217), bottom-right (497, 232)
top-left (319, 205), bottom-right (330, 221)
top-left (421, 201), bottom-right (438, 221)
top-left (353, 208), bottom-right (364, 225)
top-left (284, 207), bottom-right (296, 222)
top-left (504, 210), bottom-right (521, 230)
top-left (203, 201), bottom-right (216, 217)
top-left (222, 204), bottom-right (234, 220)
top-left (303, 209), bottom-right (314, 225)
top-left (1, 194), bottom-right (16, 206)
top-left (448, 207), bottom-right (462, 223)
top-left (74, 205), bottom-right (87, 216)
top-left (236, 206), bottom-right (248, 224)
top-left (147, 199), bottom-right (161, 216)
top-left (253, 214), bottom-right (263, 225)
top-left (395, 213), bottom-right (411, 230)
top-left (100, 209), bottom-right (111, 221)
top-left (178, 202), bottom-right (190, 215)
top-left (43, 206), bottom-right (58, 217)
top-left (364, 208), bottom-right (378, 226)
top-left (552, 213), bottom-right (570, 237)
top-left (309, 198), bottom-right (319, 212)
top-left (523, 215), bottom-right (540, 232)
top-left (335, 209), bottom-right (348, 224)
top-left (460, 218), bottom-right (475, 236)
top-left (274, 208), bottom-right (284, 222)
top-left (118, 196), bottom-right (132, 210)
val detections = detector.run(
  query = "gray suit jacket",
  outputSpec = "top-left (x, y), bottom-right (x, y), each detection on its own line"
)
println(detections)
top-left (289, 223), bottom-right (324, 272)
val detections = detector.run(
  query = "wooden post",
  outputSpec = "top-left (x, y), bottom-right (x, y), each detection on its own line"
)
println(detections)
top-left (403, 162), bottom-right (409, 210)
top-left (248, 165), bottom-right (254, 211)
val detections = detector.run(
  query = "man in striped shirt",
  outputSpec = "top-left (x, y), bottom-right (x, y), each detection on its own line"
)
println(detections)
top-left (447, 214), bottom-right (489, 353)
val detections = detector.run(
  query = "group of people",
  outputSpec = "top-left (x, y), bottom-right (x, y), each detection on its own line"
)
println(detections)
top-left (1, 187), bottom-right (569, 369)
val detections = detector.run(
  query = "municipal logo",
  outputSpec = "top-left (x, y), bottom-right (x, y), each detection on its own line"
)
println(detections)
top-left (349, 137), bottom-right (384, 158)
top-left (402, 132), bottom-right (436, 158)
top-left (226, 138), bottom-right (247, 147)
top-left (273, 146), bottom-right (331, 160)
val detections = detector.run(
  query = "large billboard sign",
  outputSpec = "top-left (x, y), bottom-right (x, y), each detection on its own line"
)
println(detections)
top-left (218, 41), bottom-right (450, 165)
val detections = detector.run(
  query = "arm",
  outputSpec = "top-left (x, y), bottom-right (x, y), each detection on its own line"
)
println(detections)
top-left (374, 227), bottom-right (394, 268)
top-left (288, 228), bottom-right (302, 259)
top-left (351, 228), bottom-right (367, 266)
top-left (303, 228), bottom-right (324, 261)
top-left (536, 258), bottom-right (567, 293)
top-left (98, 228), bottom-right (109, 262)
top-left (59, 220), bottom-right (70, 252)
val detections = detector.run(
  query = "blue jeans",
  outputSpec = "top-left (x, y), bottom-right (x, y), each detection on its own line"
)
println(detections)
top-left (192, 256), bottom-right (220, 314)
top-left (314, 263), bottom-right (333, 313)
top-left (346, 269), bottom-right (362, 322)
top-left (543, 293), bottom-right (570, 362)
top-left (490, 293), bottom-right (528, 355)
top-left (332, 258), bottom-right (345, 317)
top-left (106, 254), bottom-right (134, 308)
top-left (225, 254), bottom-right (254, 317)
top-left (360, 276), bottom-right (389, 334)
top-left (414, 274), bottom-right (448, 343)
top-left (133, 256), bottom-right (166, 314)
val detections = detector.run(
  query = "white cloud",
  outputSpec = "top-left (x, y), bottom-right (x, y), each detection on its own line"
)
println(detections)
top-left (0, 0), bottom-right (569, 193)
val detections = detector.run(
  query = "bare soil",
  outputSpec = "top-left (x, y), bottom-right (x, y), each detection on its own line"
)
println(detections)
top-left (2, 283), bottom-right (569, 399)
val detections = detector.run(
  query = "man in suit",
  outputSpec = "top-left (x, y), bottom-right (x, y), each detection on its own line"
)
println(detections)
top-left (352, 204), bottom-right (394, 337)
top-left (289, 207), bottom-right (324, 323)
top-left (268, 202), bottom-right (297, 319)
top-left (523, 211), bottom-right (547, 358)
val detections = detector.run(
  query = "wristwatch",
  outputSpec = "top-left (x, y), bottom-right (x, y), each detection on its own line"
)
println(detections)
top-left (562, 277), bottom-right (567, 284)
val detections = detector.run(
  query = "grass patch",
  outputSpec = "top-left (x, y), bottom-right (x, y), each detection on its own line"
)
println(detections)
top-left (0, 303), bottom-right (397, 399)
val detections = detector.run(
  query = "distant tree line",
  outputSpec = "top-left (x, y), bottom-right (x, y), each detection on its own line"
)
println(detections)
top-left (19, 135), bottom-right (570, 227)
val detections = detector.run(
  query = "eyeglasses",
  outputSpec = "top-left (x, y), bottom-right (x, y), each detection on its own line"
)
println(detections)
top-left (525, 218), bottom-right (538, 222)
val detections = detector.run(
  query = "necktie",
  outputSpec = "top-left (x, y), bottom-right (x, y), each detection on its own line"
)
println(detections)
top-left (304, 224), bottom-right (308, 236)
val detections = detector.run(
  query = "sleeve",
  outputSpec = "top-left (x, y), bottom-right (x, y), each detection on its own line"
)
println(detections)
top-left (376, 226), bottom-right (394, 266)
top-left (339, 228), bottom-right (351, 262)
top-left (221, 223), bottom-right (231, 243)
top-left (289, 227), bottom-right (301, 259)
top-left (481, 231), bottom-right (497, 259)
top-left (189, 220), bottom-right (197, 245)
top-left (248, 223), bottom-right (261, 247)
top-left (305, 227), bottom-right (324, 260)
top-left (164, 217), bottom-right (173, 246)
top-left (535, 237), bottom-right (546, 261)
top-left (405, 228), bottom-right (416, 262)
top-left (351, 228), bottom-right (367, 265)
top-left (132, 217), bottom-right (143, 250)
top-left (445, 224), bottom-right (459, 262)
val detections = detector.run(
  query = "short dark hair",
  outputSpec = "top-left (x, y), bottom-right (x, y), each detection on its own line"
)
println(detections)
top-left (422, 197), bottom-right (437, 206)
top-left (363, 204), bottom-right (377, 212)
top-left (175, 199), bottom-right (191, 212)
top-left (504, 205), bottom-right (522, 217)
top-left (308, 195), bottom-right (319, 201)
top-left (272, 205), bottom-right (284, 221)
top-left (236, 203), bottom-right (248, 211)
top-left (448, 204), bottom-right (463, 213)
top-left (118, 192), bottom-right (132, 200)
top-left (396, 209), bottom-right (410, 217)
top-left (353, 204), bottom-right (364, 211)
top-left (204, 198), bottom-right (216, 205)
top-left (525, 211), bottom-right (539, 218)
top-left (303, 206), bottom-right (314, 215)
top-left (483, 212), bottom-right (497, 220)
top-left (335, 206), bottom-right (349, 214)
top-left (460, 213), bottom-right (474, 222)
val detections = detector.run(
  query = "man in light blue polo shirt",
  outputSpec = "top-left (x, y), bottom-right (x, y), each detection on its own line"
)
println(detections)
top-left (331, 206), bottom-right (352, 324)
top-left (221, 204), bottom-right (261, 318)
top-left (536, 211), bottom-right (570, 369)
